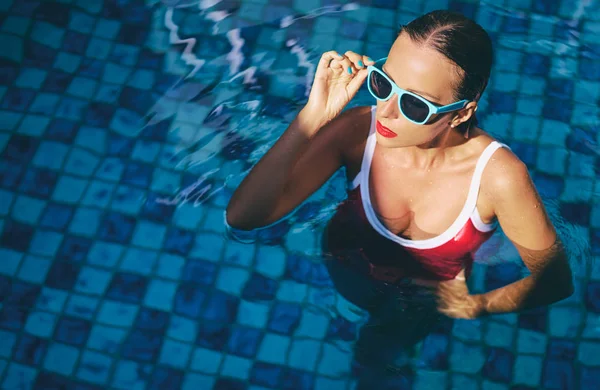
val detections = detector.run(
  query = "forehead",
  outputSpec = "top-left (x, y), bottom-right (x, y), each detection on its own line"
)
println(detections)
top-left (385, 33), bottom-right (462, 102)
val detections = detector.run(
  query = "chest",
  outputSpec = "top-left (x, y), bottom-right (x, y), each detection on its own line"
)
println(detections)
top-left (366, 152), bottom-right (478, 240)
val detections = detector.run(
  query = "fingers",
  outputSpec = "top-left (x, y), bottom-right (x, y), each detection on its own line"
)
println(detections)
top-left (344, 51), bottom-right (375, 70)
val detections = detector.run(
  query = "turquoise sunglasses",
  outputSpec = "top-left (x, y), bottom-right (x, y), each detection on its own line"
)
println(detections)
top-left (367, 58), bottom-right (470, 125)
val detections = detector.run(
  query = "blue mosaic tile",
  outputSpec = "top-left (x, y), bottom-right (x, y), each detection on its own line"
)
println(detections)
top-left (2, 134), bottom-right (38, 163)
top-left (32, 141), bottom-right (68, 170)
top-left (560, 202), bottom-right (591, 225)
top-left (181, 373), bottom-right (215, 390)
top-left (533, 173), bottom-right (564, 198)
top-left (212, 376), bottom-right (249, 390)
top-left (20, 167), bottom-right (59, 198)
top-left (158, 339), bottom-right (191, 369)
top-left (110, 184), bottom-right (144, 214)
top-left (0, 329), bottom-right (17, 358)
top-left (267, 302), bottom-right (302, 335)
top-left (13, 333), bottom-right (47, 366)
top-left (542, 359), bottom-right (574, 389)
top-left (131, 220), bottom-right (166, 250)
top-left (196, 321), bottom-right (230, 351)
top-left (146, 366), bottom-right (183, 390)
top-left (54, 52), bottom-right (82, 74)
top-left (51, 174), bottom-right (88, 203)
top-left (95, 157), bottom-right (124, 182)
top-left (155, 252), bottom-right (184, 280)
top-left (12, 195), bottom-right (45, 224)
top-left (0, 190), bottom-right (14, 215)
top-left (17, 255), bottom-right (51, 284)
top-left (140, 192), bottom-right (175, 223)
top-left (24, 311), bottom-right (56, 338)
top-left (28, 229), bottom-right (63, 257)
top-left (35, 287), bottom-right (68, 314)
top-left (106, 272), bottom-right (148, 304)
top-left (486, 262), bottom-right (523, 291)
top-left (483, 348), bottom-right (514, 383)
top-left (69, 207), bottom-right (102, 237)
top-left (203, 290), bottom-right (240, 323)
top-left (174, 282), bottom-right (207, 319)
top-left (280, 367), bottom-right (314, 390)
top-left (144, 278), bottom-right (177, 311)
top-left (1, 88), bottom-right (36, 111)
top-left (0, 160), bottom-right (25, 190)
top-left (257, 333), bottom-right (290, 364)
top-left (581, 366), bottom-right (600, 389)
top-left (75, 266), bottom-right (111, 295)
top-left (167, 315), bottom-right (197, 343)
top-left (55, 96), bottom-right (87, 121)
top-left (586, 281), bottom-right (600, 312)
top-left (119, 247), bottom-right (157, 275)
top-left (54, 316), bottom-right (91, 346)
top-left (87, 241), bottom-right (124, 268)
top-left (190, 347), bottom-right (222, 374)
top-left (15, 68), bottom-right (47, 89)
top-left (417, 333), bottom-right (449, 370)
top-left (83, 102), bottom-right (115, 127)
top-left (43, 342), bottom-right (80, 375)
top-left (227, 325), bottom-right (263, 358)
top-left (0, 305), bottom-right (28, 331)
top-left (29, 93), bottom-right (60, 115)
top-left (163, 226), bottom-right (194, 256)
top-left (46, 118), bottom-right (78, 141)
top-left (243, 273), bottom-right (278, 301)
top-left (57, 235), bottom-right (92, 262)
top-left (251, 362), bottom-right (282, 388)
top-left (6, 280), bottom-right (40, 307)
top-left (86, 324), bottom-right (127, 354)
top-left (289, 339), bottom-right (321, 372)
top-left (326, 316), bottom-right (357, 341)
top-left (518, 306), bottom-right (548, 333)
top-left (2, 362), bottom-right (37, 390)
top-left (98, 211), bottom-right (135, 243)
top-left (64, 294), bottom-right (98, 320)
top-left (0, 248), bottom-right (22, 276)
top-left (77, 350), bottom-right (113, 385)
top-left (97, 300), bottom-right (138, 328)
top-left (122, 329), bottom-right (162, 362)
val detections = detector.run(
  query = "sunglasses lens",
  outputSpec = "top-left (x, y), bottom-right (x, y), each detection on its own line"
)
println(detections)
top-left (400, 94), bottom-right (430, 123)
top-left (369, 71), bottom-right (392, 99)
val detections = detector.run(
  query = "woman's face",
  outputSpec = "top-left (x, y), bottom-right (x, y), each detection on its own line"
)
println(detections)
top-left (374, 33), bottom-right (466, 148)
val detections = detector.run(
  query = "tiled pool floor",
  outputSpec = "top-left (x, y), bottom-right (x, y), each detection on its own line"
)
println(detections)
top-left (0, 0), bottom-right (599, 389)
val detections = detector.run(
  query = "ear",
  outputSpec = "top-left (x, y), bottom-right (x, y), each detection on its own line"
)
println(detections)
top-left (450, 101), bottom-right (478, 128)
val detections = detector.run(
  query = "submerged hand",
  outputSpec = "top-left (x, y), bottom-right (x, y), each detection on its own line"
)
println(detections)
top-left (435, 270), bottom-right (485, 319)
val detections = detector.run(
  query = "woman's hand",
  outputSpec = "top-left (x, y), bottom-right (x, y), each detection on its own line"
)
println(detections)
top-left (435, 270), bottom-right (486, 319)
top-left (304, 51), bottom-right (375, 126)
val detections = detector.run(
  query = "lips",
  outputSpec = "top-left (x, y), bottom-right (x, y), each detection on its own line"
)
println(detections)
top-left (376, 121), bottom-right (397, 138)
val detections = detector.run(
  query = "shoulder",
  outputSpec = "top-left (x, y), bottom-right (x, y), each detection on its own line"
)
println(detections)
top-left (330, 106), bottom-right (373, 164)
top-left (480, 142), bottom-right (531, 203)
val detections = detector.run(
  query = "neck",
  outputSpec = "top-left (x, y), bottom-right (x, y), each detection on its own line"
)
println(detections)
top-left (404, 128), bottom-right (467, 170)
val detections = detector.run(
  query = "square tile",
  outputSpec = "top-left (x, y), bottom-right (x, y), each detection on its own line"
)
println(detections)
top-left (86, 324), bottom-right (127, 354)
top-left (44, 342), bottom-right (79, 375)
top-left (144, 279), bottom-right (177, 311)
top-left (24, 311), bottom-right (57, 338)
top-left (159, 340), bottom-right (192, 369)
top-left (77, 350), bottom-right (113, 384)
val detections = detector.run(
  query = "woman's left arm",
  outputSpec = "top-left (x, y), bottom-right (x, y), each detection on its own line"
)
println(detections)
top-left (437, 149), bottom-right (574, 319)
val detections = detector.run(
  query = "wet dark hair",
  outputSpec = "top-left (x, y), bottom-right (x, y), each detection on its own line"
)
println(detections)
top-left (400, 10), bottom-right (494, 132)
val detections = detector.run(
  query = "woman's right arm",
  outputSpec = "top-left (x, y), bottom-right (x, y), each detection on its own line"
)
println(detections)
top-left (225, 106), bottom-right (368, 230)
top-left (226, 50), bottom-right (374, 230)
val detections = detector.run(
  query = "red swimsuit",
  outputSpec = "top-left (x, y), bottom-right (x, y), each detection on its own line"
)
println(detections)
top-left (323, 107), bottom-right (506, 283)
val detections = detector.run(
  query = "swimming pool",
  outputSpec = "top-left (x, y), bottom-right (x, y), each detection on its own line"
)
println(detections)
top-left (0, 0), bottom-right (598, 388)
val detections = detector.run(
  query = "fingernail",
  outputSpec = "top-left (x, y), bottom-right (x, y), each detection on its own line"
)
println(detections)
top-left (347, 67), bottom-right (352, 74)
top-left (358, 60), bottom-right (364, 67)
top-left (367, 57), bottom-right (373, 63)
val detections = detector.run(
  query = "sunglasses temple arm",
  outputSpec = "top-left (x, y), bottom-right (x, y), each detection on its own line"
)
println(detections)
top-left (434, 100), bottom-right (470, 114)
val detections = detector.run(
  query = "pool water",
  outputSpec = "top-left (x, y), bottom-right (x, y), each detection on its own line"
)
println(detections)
top-left (0, 0), bottom-right (599, 389)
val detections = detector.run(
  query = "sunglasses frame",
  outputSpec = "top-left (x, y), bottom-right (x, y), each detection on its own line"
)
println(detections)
top-left (367, 58), bottom-right (470, 125)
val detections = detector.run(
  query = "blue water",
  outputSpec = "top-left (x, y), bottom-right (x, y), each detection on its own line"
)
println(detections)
top-left (0, 0), bottom-right (599, 389)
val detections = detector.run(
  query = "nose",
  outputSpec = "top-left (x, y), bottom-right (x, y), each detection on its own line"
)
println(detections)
top-left (378, 93), bottom-right (399, 119)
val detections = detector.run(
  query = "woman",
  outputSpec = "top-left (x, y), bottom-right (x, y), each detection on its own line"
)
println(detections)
top-left (226, 10), bottom-right (573, 353)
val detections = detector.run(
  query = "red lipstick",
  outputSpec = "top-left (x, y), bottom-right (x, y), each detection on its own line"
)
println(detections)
top-left (376, 121), bottom-right (397, 138)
